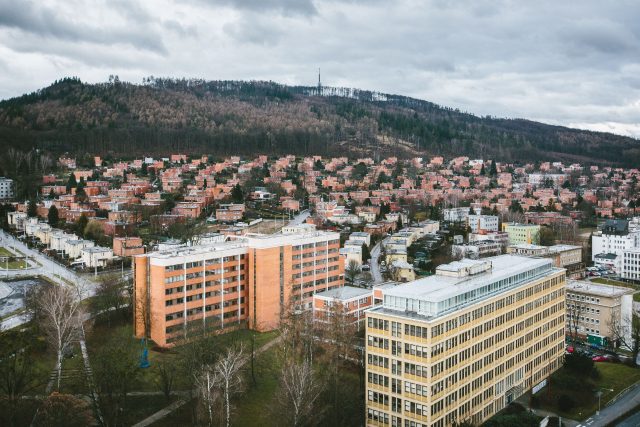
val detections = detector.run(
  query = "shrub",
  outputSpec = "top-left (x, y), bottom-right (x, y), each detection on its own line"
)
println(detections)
top-left (557, 394), bottom-right (575, 412)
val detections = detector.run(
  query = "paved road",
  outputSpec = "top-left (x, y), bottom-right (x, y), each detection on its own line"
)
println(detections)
top-left (370, 239), bottom-right (385, 284)
top-left (577, 383), bottom-right (640, 427)
top-left (0, 230), bottom-right (98, 330)
top-left (616, 408), bottom-right (640, 427)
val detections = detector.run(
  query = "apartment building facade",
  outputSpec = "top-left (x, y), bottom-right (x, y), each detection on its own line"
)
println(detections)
top-left (467, 214), bottom-right (499, 233)
top-left (0, 177), bottom-right (14, 200)
top-left (566, 280), bottom-right (633, 346)
top-left (365, 255), bottom-right (565, 427)
top-left (134, 230), bottom-right (344, 347)
top-left (502, 223), bottom-right (541, 245)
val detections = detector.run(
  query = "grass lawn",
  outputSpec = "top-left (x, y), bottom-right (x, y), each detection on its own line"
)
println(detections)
top-left (85, 311), bottom-right (278, 393)
top-left (232, 345), bottom-right (282, 427)
top-left (0, 246), bottom-right (28, 269)
top-left (534, 362), bottom-right (640, 420)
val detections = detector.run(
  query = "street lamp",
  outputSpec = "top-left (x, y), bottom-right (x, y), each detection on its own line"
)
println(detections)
top-left (596, 388), bottom-right (614, 415)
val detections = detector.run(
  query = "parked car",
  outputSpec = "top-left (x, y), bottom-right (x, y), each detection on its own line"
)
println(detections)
top-left (592, 355), bottom-right (607, 362)
top-left (566, 346), bottom-right (575, 354)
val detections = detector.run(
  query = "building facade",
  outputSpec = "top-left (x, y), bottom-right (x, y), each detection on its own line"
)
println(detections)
top-left (365, 255), bottom-right (565, 427)
top-left (592, 220), bottom-right (640, 274)
top-left (566, 280), bottom-right (633, 347)
top-left (502, 223), bottom-right (541, 245)
top-left (0, 177), bottom-right (14, 200)
top-left (133, 230), bottom-right (344, 347)
top-left (467, 215), bottom-right (499, 233)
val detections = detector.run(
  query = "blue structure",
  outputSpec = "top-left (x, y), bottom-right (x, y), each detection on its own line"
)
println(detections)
top-left (139, 339), bottom-right (150, 368)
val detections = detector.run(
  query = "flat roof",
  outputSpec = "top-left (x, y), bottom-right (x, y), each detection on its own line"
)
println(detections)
top-left (566, 280), bottom-right (633, 297)
top-left (548, 244), bottom-right (581, 252)
top-left (509, 243), bottom-right (546, 250)
top-left (315, 286), bottom-right (371, 300)
top-left (376, 255), bottom-right (558, 319)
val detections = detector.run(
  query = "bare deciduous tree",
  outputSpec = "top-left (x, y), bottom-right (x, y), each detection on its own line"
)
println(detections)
top-left (273, 360), bottom-right (323, 427)
top-left (194, 364), bottom-right (220, 427)
top-left (344, 259), bottom-right (361, 284)
top-left (155, 361), bottom-right (175, 403)
top-left (567, 300), bottom-right (585, 342)
top-left (37, 285), bottom-right (84, 390)
top-left (195, 345), bottom-right (245, 427)
top-left (608, 311), bottom-right (640, 360)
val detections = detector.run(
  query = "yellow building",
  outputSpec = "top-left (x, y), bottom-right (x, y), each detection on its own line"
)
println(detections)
top-left (365, 256), bottom-right (566, 426)
top-left (502, 223), bottom-right (541, 245)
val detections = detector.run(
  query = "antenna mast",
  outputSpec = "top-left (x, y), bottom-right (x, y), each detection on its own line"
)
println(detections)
top-left (317, 68), bottom-right (322, 96)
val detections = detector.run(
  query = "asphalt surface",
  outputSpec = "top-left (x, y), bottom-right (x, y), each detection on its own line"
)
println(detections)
top-left (0, 230), bottom-right (98, 330)
top-left (369, 238), bottom-right (386, 284)
top-left (577, 383), bottom-right (640, 427)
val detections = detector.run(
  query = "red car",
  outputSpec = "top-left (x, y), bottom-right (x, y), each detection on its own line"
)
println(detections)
top-left (566, 346), bottom-right (575, 354)
top-left (592, 356), bottom-right (607, 362)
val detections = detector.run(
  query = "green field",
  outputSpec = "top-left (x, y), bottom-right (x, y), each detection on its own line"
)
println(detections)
top-left (0, 247), bottom-right (29, 269)
top-left (534, 362), bottom-right (640, 420)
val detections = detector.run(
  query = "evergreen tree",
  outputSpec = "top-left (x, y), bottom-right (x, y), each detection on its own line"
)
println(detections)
top-left (48, 205), bottom-right (59, 227)
top-left (489, 161), bottom-right (497, 176)
top-left (362, 244), bottom-right (371, 263)
top-left (231, 184), bottom-right (244, 203)
top-left (66, 174), bottom-right (77, 191)
top-left (480, 164), bottom-right (485, 175)
top-left (76, 214), bottom-right (89, 237)
top-left (27, 199), bottom-right (38, 217)
top-left (509, 200), bottom-right (524, 213)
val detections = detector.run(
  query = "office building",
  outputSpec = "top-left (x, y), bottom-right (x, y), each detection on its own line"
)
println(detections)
top-left (443, 207), bottom-right (471, 223)
top-left (502, 223), bottom-right (540, 245)
top-left (592, 220), bottom-right (640, 275)
top-left (133, 230), bottom-right (344, 347)
top-left (365, 255), bottom-right (565, 426)
top-left (566, 280), bottom-right (633, 347)
top-left (622, 248), bottom-right (640, 281)
top-left (467, 214), bottom-right (499, 233)
top-left (0, 177), bottom-right (13, 200)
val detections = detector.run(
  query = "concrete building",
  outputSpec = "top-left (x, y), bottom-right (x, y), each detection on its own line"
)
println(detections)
top-left (313, 286), bottom-right (373, 327)
top-left (64, 239), bottom-right (95, 259)
top-left (133, 229), bottom-right (344, 347)
top-left (467, 214), bottom-right (499, 232)
top-left (443, 207), bottom-right (470, 223)
top-left (592, 219), bottom-right (640, 274)
top-left (0, 177), bottom-right (14, 200)
top-left (502, 223), bottom-right (541, 245)
top-left (566, 280), bottom-right (633, 348)
top-left (507, 244), bottom-right (583, 278)
top-left (622, 248), bottom-right (640, 282)
top-left (453, 240), bottom-right (502, 259)
top-left (7, 211), bottom-right (27, 230)
top-left (365, 255), bottom-right (565, 426)
top-left (340, 242), bottom-right (363, 266)
top-left (113, 236), bottom-right (145, 257)
top-left (81, 246), bottom-right (114, 268)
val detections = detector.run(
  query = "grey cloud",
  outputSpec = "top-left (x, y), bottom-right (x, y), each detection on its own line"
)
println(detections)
top-left (195, 0), bottom-right (317, 16)
top-left (0, 0), bottom-right (167, 53)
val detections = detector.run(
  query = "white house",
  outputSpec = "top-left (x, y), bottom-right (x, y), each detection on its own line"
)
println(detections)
top-left (81, 246), bottom-right (114, 268)
top-left (64, 239), bottom-right (95, 259)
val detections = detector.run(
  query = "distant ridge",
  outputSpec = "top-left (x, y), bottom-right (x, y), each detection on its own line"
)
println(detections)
top-left (0, 77), bottom-right (637, 166)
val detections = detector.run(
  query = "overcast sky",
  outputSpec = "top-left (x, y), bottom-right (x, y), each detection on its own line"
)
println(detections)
top-left (0, 0), bottom-right (638, 137)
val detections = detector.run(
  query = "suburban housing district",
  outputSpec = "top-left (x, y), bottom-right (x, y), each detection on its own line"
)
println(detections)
top-left (2, 152), bottom-right (640, 427)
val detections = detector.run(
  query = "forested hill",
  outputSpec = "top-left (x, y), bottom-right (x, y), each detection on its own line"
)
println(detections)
top-left (0, 77), bottom-right (638, 166)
